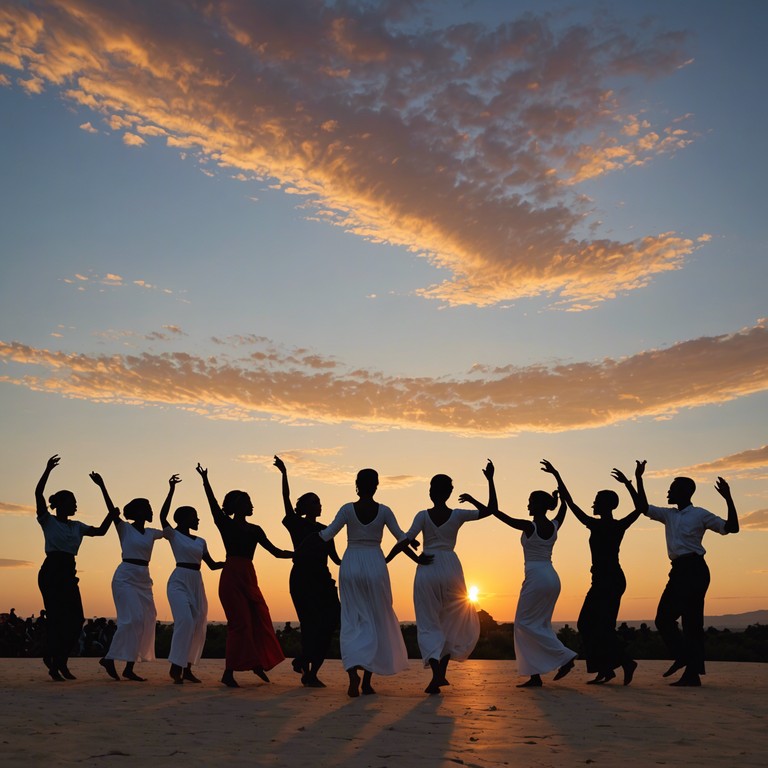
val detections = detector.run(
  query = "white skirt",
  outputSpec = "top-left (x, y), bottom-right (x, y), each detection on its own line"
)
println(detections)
top-left (514, 560), bottom-right (576, 676)
top-left (166, 567), bottom-right (208, 668)
top-left (339, 547), bottom-right (408, 675)
top-left (106, 562), bottom-right (158, 662)
top-left (414, 550), bottom-right (479, 665)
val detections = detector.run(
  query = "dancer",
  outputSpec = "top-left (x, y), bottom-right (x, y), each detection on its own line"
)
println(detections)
top-left (639, 467), bottom-right (739, 686)
top-left (541, 459), bottom-right (645, 685)
top-left (90, 472), bottom-right (175, 681)
top-left (317, 468), bottom-right (430, 697)
top-left (197, 463), bottom-right (292, 688)
top-left (492, 463), bottom-right (577, 687)
top-left (274, 456), bottom-right (340, 688)
top-left (34, 454), bottom-right (116, 681)
top-left (160, 475), bottom-right (223, 684)
top-left (390, 460), bottom-right (495, 694)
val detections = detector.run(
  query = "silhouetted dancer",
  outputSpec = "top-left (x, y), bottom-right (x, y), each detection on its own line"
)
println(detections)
top-left (492, 462), bottom-right (576, 687)
top-left (197, 463), bottom-right (291, 688)
top-left (316, 468), bottom-right (429, 697)
top-left (160, 475), bottom-right (224, 684)
top-left (34, 455), bottom-right (116, 681)
top-left (639, 468), bottom-right (739, 686)
top-left (387, 461), bottom-right (494, 694)
top-left (91, 472), bottom-right (176, 682)
top-left (274, 456), bottom-right (340, 688)
top-left (543, 459), bottom-right (645, 685)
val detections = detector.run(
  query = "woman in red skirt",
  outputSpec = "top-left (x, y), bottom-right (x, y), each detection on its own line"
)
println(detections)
top-left (196, 463), bottom-right (293, 688)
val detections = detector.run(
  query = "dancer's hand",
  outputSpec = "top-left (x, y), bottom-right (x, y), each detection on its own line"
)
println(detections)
top-left (89, 471), bottom-right (105, 487)
top-left (458, 493), bottom-right (477, 506)
top-left (273, 455), bottom-right (286, 473)
top-left (540, 459), bottom-right (559, 477)
top-left (416, 553), bottom-right (434, 565)
top-left (169, 473), bottom-right (182, 487)
top-left (611, 468), bottom-right (629, 485)
top-left (482, 459), bottom-right (494, 479)
top-left (635, 460), bottom-right (647, 479)
top-left (45, 454), bottom-right (61, 472)
top-left (715, 477), bottom-right (732, 499)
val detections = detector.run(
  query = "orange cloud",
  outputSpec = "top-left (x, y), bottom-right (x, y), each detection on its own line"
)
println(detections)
top-left (1, 323), bottom-right (766, 435)
top-left (0, 0), bottom-right (700, 308)
top-left (739, 509), bottom-right (768, 531)
top-left (0, 559), bottom-right (34, 568)
top-left (652, 446), bottom-right (768, 479)
top-left (0, 501), bottom-right (34, 516)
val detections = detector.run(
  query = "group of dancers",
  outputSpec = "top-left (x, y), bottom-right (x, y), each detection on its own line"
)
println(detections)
top-left (33, 451), bottom-right (739, 693)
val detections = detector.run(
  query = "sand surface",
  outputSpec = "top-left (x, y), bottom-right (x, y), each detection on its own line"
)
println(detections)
top-left (1, 658), bottom-right (765, 767)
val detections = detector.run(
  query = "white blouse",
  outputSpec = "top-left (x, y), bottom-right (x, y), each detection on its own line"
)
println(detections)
top-left (164, 527), bottom-right (208, 564)
top-left (117, 520), bottom-right (164, 561)
top-left (319, 503), bottom-right (407, 549)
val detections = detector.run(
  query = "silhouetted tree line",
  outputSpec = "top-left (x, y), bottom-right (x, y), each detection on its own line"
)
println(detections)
top-left (3, 608), bottom-right (767, 662)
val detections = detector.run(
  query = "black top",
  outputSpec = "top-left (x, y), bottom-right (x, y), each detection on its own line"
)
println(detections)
top-left (214, 514), bottom-right (261, 559)
top-left (586, 518), bottom-right (631, 572)
top-left (283, 516), bottom-right (332, 570)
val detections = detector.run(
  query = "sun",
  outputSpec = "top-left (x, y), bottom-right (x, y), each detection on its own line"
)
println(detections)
top-left (468, 585), bottom-right (480, 604)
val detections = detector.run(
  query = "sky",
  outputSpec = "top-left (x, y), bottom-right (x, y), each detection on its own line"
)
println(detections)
top-left (1, 0), bottom-right (766, 625)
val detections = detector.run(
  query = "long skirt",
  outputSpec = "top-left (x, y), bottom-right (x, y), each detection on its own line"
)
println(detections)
top-left (105, 562), bottom-right (157, 662)
top-left (338, 546), bottom-right (408, 675)
top-left (290, 564), bottom-right (340, 668)
top-left (414, 550), bottom-right (479, 665)
top-left (577, 565), bottom-right (629, 673)
top-left (514, 560), bottom-right (577, 676)
top-left (219, 556), bottom-right (284, 671)
top-left (167, 567), bottom-right (207, 668)
top-left (38, 552), bottom-right (84, 668)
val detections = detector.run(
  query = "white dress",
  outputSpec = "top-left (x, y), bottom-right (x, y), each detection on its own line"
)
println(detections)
top-left (319, 502), bottom-right (409, 674)
top-left (406, 509), bottom-right (480, 665)
top-left (164, 528), bottom-right (209, 668)
top-left (105, 521), bottom-right (164, 662)
top-left (514, 520), bottom-right (577, 676)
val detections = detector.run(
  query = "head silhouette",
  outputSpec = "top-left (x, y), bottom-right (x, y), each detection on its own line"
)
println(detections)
top-left (592, 490), bottom-right (619, 517)
top-left (173, 505), bottom-right (199, 530)
top-left (296, 492), bottom-right (321, 519)
top-left (429, 474), bottom-right (453, 504)
top-left (667, 477), bottom-right (696, 506)
top-left (222, 490), bottom-right (253, 518)
top-left (49, 490), bottom-right (77, 517)
top-left (124, 498), bottom-right (152, 522)
top-left (527, 490), bottom-right (557, 516)
top-left (355, 468), bottom-right (379, 498)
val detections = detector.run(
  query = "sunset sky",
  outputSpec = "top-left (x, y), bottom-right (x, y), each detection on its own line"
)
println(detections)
top-left (1, 0), bottom-right (766, 626)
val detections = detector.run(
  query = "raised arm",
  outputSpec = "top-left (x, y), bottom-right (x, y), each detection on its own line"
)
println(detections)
top-left (195, 463), bottom-right (224, 523)
top-left (553, 489), bottom-right (567, 529)
top-left (159, 474), bottom-right (181, 529)
top-left (255, 526), bottom-right (293, 559)
top-left (541, 459), bottom-right (591, 526)
top-left (35, 454), bottom-right (60, 520)
top-left (612, 460), bottom-right (647, 526)
top-left (273, 456), bottom-right (295, 518)
top-left (716, 477), bottom-right (739, 534)
top-left (89, 472), bottom-right (120, 531)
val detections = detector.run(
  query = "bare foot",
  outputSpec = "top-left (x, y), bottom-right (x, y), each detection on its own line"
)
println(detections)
top-left (99, 658), bottom-right (120, 681)
top-left (553, 659), bottom-right (575, 681)
top-left (221, 670), bottom-right (239, 688)
top-left (517, 675), bottom-right (542, 688)
top-left (347, 669), bottom-right (360, 698)
top-left (670, 674), bottom-right (701, 687)
top-left (183, 666), bottom-right (201, 683)
top-left (622, 660), bottom-right (638, 686)
top-left (169, 664), bottom-right (183, 684)
top-left (662, 659), bottom-right (686, 678)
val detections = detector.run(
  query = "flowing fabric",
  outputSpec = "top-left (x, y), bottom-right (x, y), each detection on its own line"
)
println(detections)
top-left (219, 556), bottom-right (284, 671)
top-left (514, 521), bottom-right (576, 676)
top-left (166, 567), bottom-right (208, 667)
top-left (105, 563), bottom-right (158, 662)
top-left (320, 503), bottom-right (408, 675)
top-left (38, 552), bottom-right (84, 668)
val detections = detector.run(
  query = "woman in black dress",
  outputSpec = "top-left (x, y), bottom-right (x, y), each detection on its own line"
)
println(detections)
top-left (273, 456), bottom-right (341, 687)
top-left (541, 459), bottom-right (646, 684)
top-left (34, 455), bottom-right (116, 680)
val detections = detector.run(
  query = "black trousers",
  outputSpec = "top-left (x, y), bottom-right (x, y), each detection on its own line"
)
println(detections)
top-left (577, 565), bottom-right (631, 673)
top-left (289, 565), bottom-right (340, 669)
top-left (655, 554), bottom-right (710, 675)
top-left (38, 552), bottom-right (84, 669)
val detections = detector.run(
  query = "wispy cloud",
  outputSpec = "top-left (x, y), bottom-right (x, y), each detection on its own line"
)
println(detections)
top-left (0, 0), bottom-right (700, 308)
top-left (652, 446), bottom-right (768, 480)
top-left (740, 508), bottom-right (768, 531)
top-left (1, 322), bottom-right (765, 435)
top-left (61, 270), bottom-right (177, 297)
top-left (0, 501), bottom-right (34, 516)
top-left (0, 559), bottom-right (34, 568)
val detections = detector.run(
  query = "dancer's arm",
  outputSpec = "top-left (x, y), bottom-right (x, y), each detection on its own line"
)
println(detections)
top-left (541, 459), bottom-right (591, 527)
top-left (387, 541), bottom-right (433, 565)
top-left (716, 477), bottom-right (739, 534)
top-left (273, 456), bottom-right (294, 518)
top-left (35, 454), bottom-right (59, 521)
top-left (255, 526), bottom-right (293, 558)
top-left (203, 550), bottom-right (225, 570)
top-left (328, 539), bottom-right (342, 566)
top-left (88, 472), bottom-right (121, 533)
top-left (612, 460), bottom-right (647, 526)
top-left (195, 463), bottom-right (225, 524)
top-left (553, 490), bottom-right (567, 529)
top-left (159, 474), bottom-right (181, 529)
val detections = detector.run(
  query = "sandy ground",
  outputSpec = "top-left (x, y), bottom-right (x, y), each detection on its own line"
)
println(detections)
top-left (0, 658), bottom-right (765, 767)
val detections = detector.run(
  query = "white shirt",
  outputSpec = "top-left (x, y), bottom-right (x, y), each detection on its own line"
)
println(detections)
top-left (164, 527), bottom-right (208, 564)
top-left (645, 504), bottom-right (727, 560)
top-left (319, 502), bottom-right (407, 549)
top-left (117, 520), bottom-right (164, 561)
top-left (38, 515), bottom-right (91, 555)
top-left (405, 508), bottom-right (478, 553)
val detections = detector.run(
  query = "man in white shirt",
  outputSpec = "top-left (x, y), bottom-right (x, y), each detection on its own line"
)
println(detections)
top-left (641, 473), bottom-right (738, 686)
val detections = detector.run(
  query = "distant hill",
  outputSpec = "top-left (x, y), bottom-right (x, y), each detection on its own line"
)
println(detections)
top-left (553, 609), bottom-right (768, 631)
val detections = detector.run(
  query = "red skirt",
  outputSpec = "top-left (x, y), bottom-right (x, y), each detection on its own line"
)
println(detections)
top-left (219, 556), bottom-right (284, 671)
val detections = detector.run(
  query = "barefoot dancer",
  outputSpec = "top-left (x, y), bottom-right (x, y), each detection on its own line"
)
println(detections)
top-left (161, 476), bottom-right (224, 684)
top-left (542, 459), bottom-right (645, 685)
top-left (34, 455), bottom-right (116, 681)
top-left (274, 456), bottom-right (340, 688)
top-left (197, 463), bottom-right (291, 688)
top-left (91, 472), bottom-right (176, 682)
top-left (317, 468), bottom-right (423, 697)
top-left (639, 467), bottom-right (739, 686)
top-left (492, 463), bottom-right (576, 687)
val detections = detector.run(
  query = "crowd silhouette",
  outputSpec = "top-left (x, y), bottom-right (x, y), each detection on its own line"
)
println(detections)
top-left (25, 453), bottom-right (739, 694)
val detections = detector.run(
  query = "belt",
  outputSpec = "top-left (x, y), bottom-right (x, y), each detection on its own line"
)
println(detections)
top-left (672, 552), bottom-right (704, 563)
top-left (122, 558), bottom-right (149, 566)
top-left (176, 562), bottom-right (201, 571)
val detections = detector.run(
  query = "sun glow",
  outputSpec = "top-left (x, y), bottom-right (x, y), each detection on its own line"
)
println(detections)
top-left (468, 585), bottom-right (480, 604)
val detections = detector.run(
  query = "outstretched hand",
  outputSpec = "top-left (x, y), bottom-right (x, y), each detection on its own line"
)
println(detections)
top-left (45, 454), bottom-right (61, 472)
top-left (169, 473), bottom-right (182, 487)
top-left (635, 460), bottom-right (647, 479)
top-left (611, 468), bottom-right (629, 485)
top-left (458, 493), bottom-right (477, 506)
top-left (540, 459), bottom-right (558, 476)
top-left (273, 455), bottom-right (286, 473)
top-left (89, 471), bottom-right (105, 487)
top-left (195, 462), bottom-right (207, 479)
top-left (482, 459), bottom-right (494, 479)
top-left (715, 476), bottom-right (731, 499)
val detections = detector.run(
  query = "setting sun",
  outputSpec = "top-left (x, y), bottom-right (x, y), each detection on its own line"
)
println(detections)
top-left (468, 586), bottom-right (480, 604)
